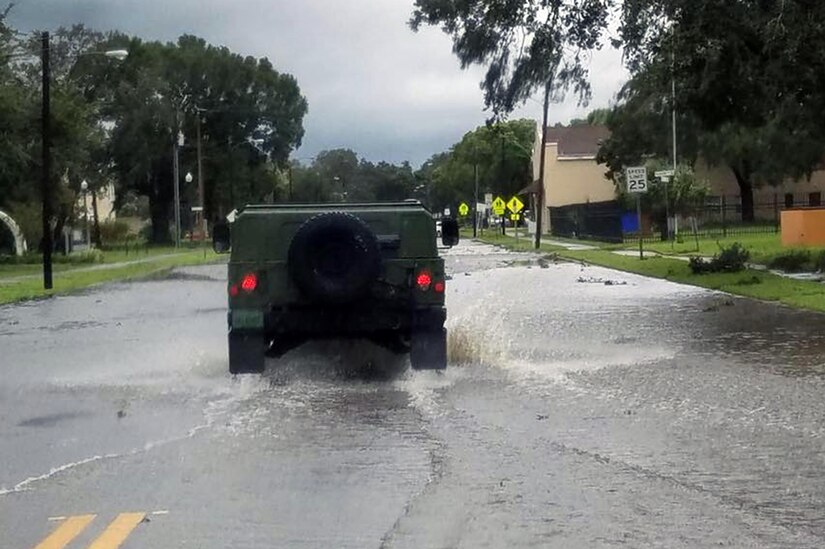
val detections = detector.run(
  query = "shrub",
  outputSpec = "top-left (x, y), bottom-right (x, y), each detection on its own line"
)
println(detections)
top-left (98, 220), bottom-right (132, 243)
top-left (688, 255), bottom-right (711, 274)
top-left (767, 250), bottom-right (812, 273)
top-left (689, 243), bottom-right (750, 274)
top-left (59, 249), bottom-right (104, 264)
top-left (714, 243), bottom-right (750, 272)
top-left (814, 251), bottom-right (825, 273)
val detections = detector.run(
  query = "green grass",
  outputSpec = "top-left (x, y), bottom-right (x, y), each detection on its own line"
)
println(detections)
top-left (634, 233), bottom-right (789, 262)
top-left (0, 246), bottom-right (207, 280)
top-left (0, 250), bottom-right (225, 305)
top-left (568, 231), bottom-right (825, 268)
top-left (463, 229), bottom-right (564, 252)
top-left (476, 233), bottom-right (825, 313)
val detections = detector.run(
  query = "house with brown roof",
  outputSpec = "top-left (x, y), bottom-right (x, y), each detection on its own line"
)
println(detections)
top-left (529, 124), bottom-right (614, 233)
top-left (527, 122), bottom-right (825, 235)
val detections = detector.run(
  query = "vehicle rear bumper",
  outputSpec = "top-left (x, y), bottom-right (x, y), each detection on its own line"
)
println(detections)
top-left (264, 305), bottom-right (446, 337)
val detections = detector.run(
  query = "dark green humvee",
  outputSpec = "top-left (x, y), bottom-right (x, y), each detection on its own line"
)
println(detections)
top-left (212, 202), bottom-right (459, 374)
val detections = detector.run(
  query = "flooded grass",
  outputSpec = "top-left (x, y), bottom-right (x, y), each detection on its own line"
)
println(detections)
top-left (563, 249), bottom-right (825, 313)
top-left (477, 234), bottom-right (825, 314)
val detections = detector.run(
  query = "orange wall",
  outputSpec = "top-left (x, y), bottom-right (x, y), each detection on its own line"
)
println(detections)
top-left (781, 209), bottom-right (825, 246)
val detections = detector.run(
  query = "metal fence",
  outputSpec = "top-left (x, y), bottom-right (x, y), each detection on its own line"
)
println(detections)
top-left (552, 193), bottom-right (821, 243)
top-left (549, 201), bottom-right (624, 243)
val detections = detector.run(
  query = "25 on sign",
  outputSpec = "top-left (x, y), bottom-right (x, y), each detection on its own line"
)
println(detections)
top-left (626, 166), bottom-right (648, 193)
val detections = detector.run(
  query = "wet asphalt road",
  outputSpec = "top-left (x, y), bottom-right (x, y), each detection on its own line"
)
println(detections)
top-left (3, 241), bottom-right (825, 548)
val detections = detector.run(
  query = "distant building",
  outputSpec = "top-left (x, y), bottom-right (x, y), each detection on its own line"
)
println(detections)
top-left (73, 182), bottom-right (117, 245)
top-left (529, 124), bottom-right (614, 233)
top-left (77, 183), bottom-right (117, 223)
top-left (528, 122), bottom-right (825, 231)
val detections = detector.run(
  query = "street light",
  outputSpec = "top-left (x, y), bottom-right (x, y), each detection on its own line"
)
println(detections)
top-left (104, 49), bottom-right (128, 61)
top-left (39, 32), bottom-right (128, 289)
top-left (184, 172), bottom-right (192, 239)
top-left (80, 179), bottom-right (90, 248)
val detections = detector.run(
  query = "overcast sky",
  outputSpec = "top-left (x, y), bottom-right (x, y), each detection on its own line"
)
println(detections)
top-left (8, 0), bottom-right (629, 166)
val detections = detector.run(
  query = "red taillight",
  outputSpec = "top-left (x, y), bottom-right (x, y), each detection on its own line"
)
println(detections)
top-left (434, 281), bottom-right (445, 294)
top-left (240, 273), bottom-right (258, 293)
top-left (416, 271), bottom-right (432, 291)
top-left (229, 284), bottom-right (239, 297)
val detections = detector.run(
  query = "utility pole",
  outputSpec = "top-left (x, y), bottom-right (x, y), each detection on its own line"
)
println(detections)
top-left (196, 111), bottom-right (206, 251)
top-left (500, 131), bottom-right (507, 236)
top-left (172, 114), bottom-right (182, 248)
top-left (473, 161), bottom-right (479, 238)
top-left (41, 31), bottom-right (53, 290)
top-left (288, 165), bottom-right (293, 201)
top-left (669, 31), bottom-right (678, 240)
top-left (534, 81), bottom-right (551, 250)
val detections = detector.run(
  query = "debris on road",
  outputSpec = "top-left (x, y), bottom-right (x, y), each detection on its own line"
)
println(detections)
top-left (577, 276), bottom-right (628, 286)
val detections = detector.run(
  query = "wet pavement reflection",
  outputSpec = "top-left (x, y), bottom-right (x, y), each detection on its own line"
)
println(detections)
top-left (1, 241), bottom-right (824, 547)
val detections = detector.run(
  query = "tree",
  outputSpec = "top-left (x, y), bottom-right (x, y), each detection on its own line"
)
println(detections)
top-left (570, 108), bottom-right (611, 126)
top-left (312, 149), bottom-right (359, 200)
top-left (99, 34), bottom-right (308, 241)
top-left (359, 161), bottom-right (416, 202)
top-left (613, 160), bottom-right (708, 232)
top-left (616, 0), bottom-right (825, 221)
top-left (288, 150), bottom-right (418, 204)
top-left (6, 24), bottom-right (112, 250)
top-left (415, 120), bottom-right (535, 214)
top-left (598, 57), bottom-right (823, 221)
top-left (411, 0), bottom-right (614, 247)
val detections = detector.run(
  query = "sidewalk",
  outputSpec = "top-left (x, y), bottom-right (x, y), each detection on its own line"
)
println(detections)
top-left (0, 253), bottom-right (191, 285)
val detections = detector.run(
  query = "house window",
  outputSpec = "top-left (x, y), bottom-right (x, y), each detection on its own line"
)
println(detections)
top-left (809, 192), bottom-right (821, 207)
top-left (785, 193), bottom-right (794, 208)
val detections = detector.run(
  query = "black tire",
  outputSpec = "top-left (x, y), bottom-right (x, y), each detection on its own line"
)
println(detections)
top-left (288, 212), bottom-right (381, 304)
top-left (229, 332), bottom-right (267, 374)
top-left (410, 328), bottom-right (447, 370)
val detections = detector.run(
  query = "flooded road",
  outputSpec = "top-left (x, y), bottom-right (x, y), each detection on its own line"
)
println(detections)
top-left (2, 241), bottom-right (825, 547)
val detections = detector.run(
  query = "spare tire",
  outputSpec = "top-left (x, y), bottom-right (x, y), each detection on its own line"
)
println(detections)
top-left (288, 212), bottom-right (381, 304)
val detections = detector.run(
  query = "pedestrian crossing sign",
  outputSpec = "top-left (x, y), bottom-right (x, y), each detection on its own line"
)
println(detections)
top-left (492, 196), bottom-right (506, 216)
top-left (507, 196), bottom-right (525, 214)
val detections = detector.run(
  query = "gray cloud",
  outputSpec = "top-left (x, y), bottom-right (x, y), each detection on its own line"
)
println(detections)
top-left (8, 0), bottom-right (628, 166)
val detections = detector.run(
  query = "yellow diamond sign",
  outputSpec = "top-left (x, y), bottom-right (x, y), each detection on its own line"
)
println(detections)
top-left (458, 202), bottom-right (470, 216)
top-left (491, 196), bottom-right (506, 216)
top-left (507, 196), bottom-right (525, 214)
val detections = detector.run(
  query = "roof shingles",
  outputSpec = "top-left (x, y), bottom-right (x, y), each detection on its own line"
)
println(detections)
top-left (545, 125), bottom-right (610, 157)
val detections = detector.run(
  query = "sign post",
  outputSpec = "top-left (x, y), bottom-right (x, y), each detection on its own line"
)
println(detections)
top-left (492, 196), bottom-right (506, 234)
top-left (626, 166), bottom-right (648, 260)
top-left (507, 196), bottom-right (525, 242)
top-left (655, 169), bottom-right (675, 240)
top-left (510, 213), bottom-right (521, 242)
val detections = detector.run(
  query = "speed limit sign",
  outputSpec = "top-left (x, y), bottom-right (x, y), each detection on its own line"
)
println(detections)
top-left (626, 166), bottom-right (648, 193)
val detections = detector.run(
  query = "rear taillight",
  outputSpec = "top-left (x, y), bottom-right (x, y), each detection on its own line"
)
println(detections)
top-left (416, 271), bottom-right (432, 291)
top-left (229, 284), bottom-right (239, 297)
top-left (434, 281), bottom-right (445, 294)
top-left (241, 273), bottom-right (258, 293)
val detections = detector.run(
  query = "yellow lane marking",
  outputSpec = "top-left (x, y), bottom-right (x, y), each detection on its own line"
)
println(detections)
top-left (87, 512), bottom-right (146, 549)
top-left (33, 514), bottom-right (96, 549)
